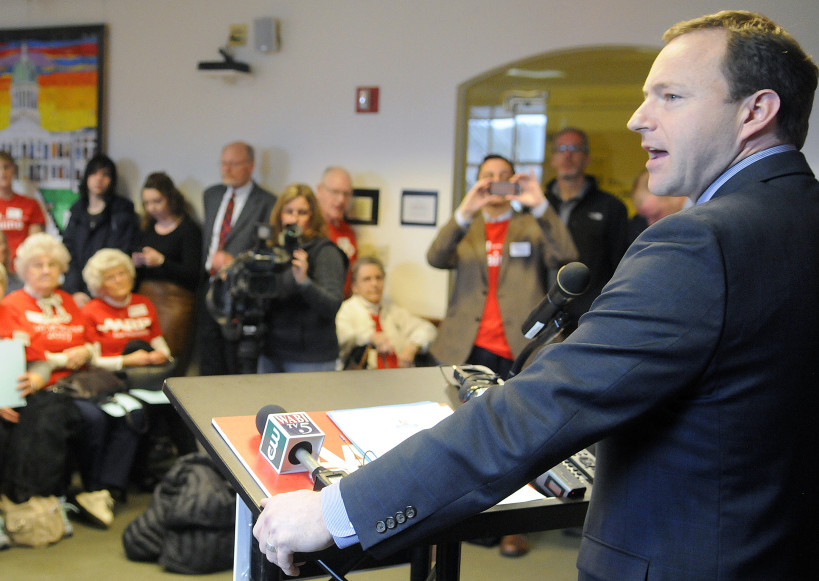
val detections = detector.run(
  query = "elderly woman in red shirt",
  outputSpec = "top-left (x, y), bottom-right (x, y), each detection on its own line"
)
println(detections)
top-left (81, 248), bottom-right (172, 371)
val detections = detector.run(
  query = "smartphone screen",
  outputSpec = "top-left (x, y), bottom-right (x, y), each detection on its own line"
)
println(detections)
top-left (488, 181), bottom-right (520, 196)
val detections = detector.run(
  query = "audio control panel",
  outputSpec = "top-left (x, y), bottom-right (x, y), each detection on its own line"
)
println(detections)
top-left (531, 449), bottom-right (596, 500)
top-left (566, 448), bottom-right (595, 483)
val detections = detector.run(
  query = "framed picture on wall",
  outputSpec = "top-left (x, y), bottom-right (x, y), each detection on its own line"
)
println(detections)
top-left (348, 188), bottom-right (379, 225)
top-left (401, 189), bottom-right (438, 226)
top-left (0, 24), bottom-right (106, 231)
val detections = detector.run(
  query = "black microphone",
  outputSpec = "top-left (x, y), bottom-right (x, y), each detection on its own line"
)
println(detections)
top-left (521, 262), bottom-right (590, 339)
top-left (255, 404), bottom-right (347, 490)
top-left (256, 404), bottom-right (284, 434)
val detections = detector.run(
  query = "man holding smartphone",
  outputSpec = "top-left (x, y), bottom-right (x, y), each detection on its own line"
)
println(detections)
top-left (428, 156), bottom-right (577, 373)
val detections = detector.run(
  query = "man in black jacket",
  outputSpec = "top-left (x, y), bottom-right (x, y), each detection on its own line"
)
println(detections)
top-left (545, 128), bottom-right (630, 319)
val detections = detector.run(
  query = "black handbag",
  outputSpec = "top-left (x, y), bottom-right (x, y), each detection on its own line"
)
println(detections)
top-left (343, 344), bottom-right (372, 370)
top-left (52, 368), bottom-right (127, 401)
top-left (53, 368), bottom-right (147, 434)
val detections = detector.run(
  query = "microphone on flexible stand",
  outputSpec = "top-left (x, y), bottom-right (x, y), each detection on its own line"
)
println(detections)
top-left (508, 262), bottom-right (590, 379)
top-left (255, 404), bottom-right (347, 490)
top-left (520, 262), bottom-right (591, 340)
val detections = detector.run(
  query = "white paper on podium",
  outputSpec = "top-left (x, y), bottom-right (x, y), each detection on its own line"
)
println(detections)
top-left (327, 401), bottom-right (454, 460)
top-left (0, 339), bottom-right (27, 408)
top-left (328, 400), bottom-right (549, 506)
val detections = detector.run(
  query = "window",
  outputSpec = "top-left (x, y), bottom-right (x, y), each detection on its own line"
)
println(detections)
top-left (465, 96), bottom-right (546, 189)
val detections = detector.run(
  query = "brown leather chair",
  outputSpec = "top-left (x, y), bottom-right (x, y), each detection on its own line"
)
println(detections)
top-left (137, 280), bottom-right (196, 376)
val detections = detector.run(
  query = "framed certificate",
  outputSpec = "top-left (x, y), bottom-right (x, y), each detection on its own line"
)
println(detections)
top-left (401, 190), bottom-right (438, 226)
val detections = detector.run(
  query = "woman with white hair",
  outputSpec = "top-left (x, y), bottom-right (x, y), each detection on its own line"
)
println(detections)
top-left (336, 256), bottom-right (437, 369)
top-left (81, 248), bottom-right (172, 370)
top-left (3, 232), bottom-right (92, 384)
top-left (82, 248), bottom-right (196, 464)
top-left (0, 261), bottom-right (61, 502)
top-left (0, 234), bottom-right (88, 511)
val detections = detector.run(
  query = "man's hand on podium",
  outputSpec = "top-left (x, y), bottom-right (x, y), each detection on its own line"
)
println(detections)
top-left (253, 490), bottom-right (334, 576)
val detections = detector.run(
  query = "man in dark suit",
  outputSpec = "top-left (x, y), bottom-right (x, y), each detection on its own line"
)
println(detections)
top-left (197, 141), bottom-right (276, 376)
top-left (253, 11), bottom-right (819, 580)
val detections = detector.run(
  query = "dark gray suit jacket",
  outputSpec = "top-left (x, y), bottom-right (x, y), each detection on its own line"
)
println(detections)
top-left (339, 150), bottom-right (819, 580)
top-left (201, 182), bottom-right (276, 268)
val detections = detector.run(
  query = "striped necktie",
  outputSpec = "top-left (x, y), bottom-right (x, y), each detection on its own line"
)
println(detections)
top-left (218, 190), bottom-right (235, 249)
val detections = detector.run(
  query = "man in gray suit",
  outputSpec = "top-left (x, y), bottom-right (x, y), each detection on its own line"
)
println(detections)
top-left (198, 141), bottom-right (276, 376)
top-left (253, 11), bottom-right (819, 580)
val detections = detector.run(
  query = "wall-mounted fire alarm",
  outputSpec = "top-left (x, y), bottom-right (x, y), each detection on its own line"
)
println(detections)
top-left (356, 87), bottom-right (379, 113)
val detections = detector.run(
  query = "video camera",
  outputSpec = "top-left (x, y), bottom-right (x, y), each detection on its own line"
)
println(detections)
top-left (206, 223), bottom-right (302, 352)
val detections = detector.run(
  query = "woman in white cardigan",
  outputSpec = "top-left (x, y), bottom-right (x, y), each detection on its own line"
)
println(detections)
top-left (336, 256), bottom-right (437, 369)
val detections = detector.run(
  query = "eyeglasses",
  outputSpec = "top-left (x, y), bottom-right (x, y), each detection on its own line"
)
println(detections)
top-left (553, 144), bottom-right (589, 153)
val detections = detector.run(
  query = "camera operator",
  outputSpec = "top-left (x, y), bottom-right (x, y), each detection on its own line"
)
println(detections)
top-left (256, 184), bottom-right (348, 374)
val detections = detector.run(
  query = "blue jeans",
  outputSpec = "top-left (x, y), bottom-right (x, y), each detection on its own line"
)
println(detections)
top-left (257, 355), bottom-right (337, 374)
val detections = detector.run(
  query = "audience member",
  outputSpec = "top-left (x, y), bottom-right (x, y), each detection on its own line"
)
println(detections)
top-left (427, 154), bottom-right (577, 379)
top-left (133, 172), bottom-right (202, 292)
top-left (198, 142), bottom-right (276, 376)
top-left (316, 166), bottom-right (357, 296)
top-left (82, 248), bottom-right (197, 461)
top-left (336, 256), bottom-right (437, 369)
top-left (627, 184), bottom-right (650, 243)
top-left (0, 262), bottom-right (57, 501)
top-left (133, 172), bottom-right (202, 375)
top-left (61, 154), bottom-right (139, 308)
top-left (0, 231), bottom-right (22, 293)
top-left (257, 184), bottom-right (347, 374)
top-left (3, 233), bottom-right (142, 526)
top-left (0, 151), bottom-right (46, 269)
top-left (630, 169), bottom-right (686, 236)
top-left (253, 12), bottom-right (819, 579)
top-left (545, 128), bottom-right (630, 319)
top-left (81, 248), bottom-right (172, 371)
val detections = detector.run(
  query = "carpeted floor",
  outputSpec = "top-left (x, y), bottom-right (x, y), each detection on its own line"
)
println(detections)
top-left (1, 486), bottom-right (581, 580)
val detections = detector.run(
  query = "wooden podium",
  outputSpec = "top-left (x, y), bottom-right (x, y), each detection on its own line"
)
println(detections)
top-left (164, 367), bottom-right (589, 580)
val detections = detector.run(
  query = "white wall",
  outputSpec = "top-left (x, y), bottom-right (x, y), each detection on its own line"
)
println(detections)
top-left (5, 0), bottom-right (818, 317)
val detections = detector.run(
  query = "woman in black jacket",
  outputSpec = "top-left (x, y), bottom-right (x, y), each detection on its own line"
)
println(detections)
top-left (256, 184), bottom-right (347, 373)
top-left (61, 154), bottom-right (139, 307)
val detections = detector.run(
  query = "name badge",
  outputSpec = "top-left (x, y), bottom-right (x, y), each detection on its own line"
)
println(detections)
top-left (128, 303), bottom-right (149, 317)
top-left (509, 241), bottom-right (531, 258)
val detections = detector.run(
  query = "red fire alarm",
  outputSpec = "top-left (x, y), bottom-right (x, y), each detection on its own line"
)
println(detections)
top-left (356, 86), bottom-right (379, 113)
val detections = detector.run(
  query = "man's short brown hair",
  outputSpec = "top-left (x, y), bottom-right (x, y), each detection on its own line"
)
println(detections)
top-left (664, 10), bottom-right (818, 149)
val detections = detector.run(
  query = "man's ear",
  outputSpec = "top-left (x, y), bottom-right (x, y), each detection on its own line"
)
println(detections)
top-left (739, 89), bottom-right (781, 142)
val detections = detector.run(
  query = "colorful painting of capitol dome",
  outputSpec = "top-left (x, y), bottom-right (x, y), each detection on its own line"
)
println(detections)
top-left (0, 25), bottom-right (104, 231)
